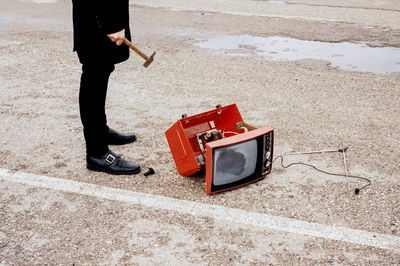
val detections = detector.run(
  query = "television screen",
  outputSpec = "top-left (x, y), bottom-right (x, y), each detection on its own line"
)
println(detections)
top-left (213, 139), bottom-right (258, 186)
top-left (206, 126), bottom-right (273, 194)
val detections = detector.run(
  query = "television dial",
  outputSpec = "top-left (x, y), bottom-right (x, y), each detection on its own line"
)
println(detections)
top-left (265, 151), bottom-right (271, 160)
top-left (265, 161), bottom-right (271, 168)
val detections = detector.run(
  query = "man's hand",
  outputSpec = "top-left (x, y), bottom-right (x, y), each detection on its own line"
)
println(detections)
top-left (107, 29), bottom-right (125, 46)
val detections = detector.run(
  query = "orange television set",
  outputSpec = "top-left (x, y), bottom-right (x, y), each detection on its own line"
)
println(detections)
top-left (165, 104), bottom-right (274, 194)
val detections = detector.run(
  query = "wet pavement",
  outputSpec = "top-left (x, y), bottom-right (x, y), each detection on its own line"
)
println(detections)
top-left (194, 35), bottom-right (400, 74)
top-left (268, 0), bottom-right (286, 5)
top-left (31, 0), bottom-right (57, 3)
top-left (0, 17), bottom-right (12, 23)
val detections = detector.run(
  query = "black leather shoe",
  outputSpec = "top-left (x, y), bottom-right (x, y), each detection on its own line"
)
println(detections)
top-left (107, 128), bottom-right (136, 145)
top-left (87, 150), bottom-right (141, 175)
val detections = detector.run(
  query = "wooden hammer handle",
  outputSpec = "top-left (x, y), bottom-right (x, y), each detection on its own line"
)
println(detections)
top-left (123, 38), bottom-right (148, 60)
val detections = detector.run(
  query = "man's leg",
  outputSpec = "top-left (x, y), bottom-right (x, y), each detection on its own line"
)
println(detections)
top-left (78, 61), bottom-right (140, 174)
top-left (79, 62), bottom-right (114, 156)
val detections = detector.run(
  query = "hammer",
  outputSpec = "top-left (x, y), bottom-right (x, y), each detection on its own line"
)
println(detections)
top-left (123, 38), bottom-right (156, 68)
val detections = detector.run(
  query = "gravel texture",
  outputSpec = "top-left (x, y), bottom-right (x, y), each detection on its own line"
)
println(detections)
top-left (0, 0), bottom-right (399, 264)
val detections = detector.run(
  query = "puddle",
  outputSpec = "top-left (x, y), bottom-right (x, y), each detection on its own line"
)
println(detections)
top-left (268, 0), bottom-right (286, 4)
top-left (193, 12), bottom-right (212, 16)
top-left (24, 0), bottom-right (57, 3)
top-left (33, 0), bottom-right (57, 3)
top-left (194, 35), bottom-right (400, 74)
top-left (0, 17), bottom-right (12, 23)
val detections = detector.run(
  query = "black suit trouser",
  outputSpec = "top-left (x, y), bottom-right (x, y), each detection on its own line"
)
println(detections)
top-left (79, 61), bottom-right (115, 156)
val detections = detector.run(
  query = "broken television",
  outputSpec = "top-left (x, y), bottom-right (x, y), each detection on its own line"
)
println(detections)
top-left (165, 104), bottom-right (274, 194)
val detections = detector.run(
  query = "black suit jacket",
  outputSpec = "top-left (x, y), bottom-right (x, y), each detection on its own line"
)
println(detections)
top-left (72, 0), bottom-right (131, 64)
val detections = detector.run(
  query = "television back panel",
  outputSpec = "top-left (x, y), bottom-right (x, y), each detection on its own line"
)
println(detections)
top-left (165, 104), bottom-right (244, 177)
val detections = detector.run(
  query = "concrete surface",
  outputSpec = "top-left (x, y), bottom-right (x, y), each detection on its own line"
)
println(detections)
top-left (0, 0), bottom-right (399, 264)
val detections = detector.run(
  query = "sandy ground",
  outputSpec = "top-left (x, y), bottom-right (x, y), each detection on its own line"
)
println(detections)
top-left (0, 0), bottom-right (400, 264)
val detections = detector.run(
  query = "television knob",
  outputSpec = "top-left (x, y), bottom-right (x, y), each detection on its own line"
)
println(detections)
top-left (265, 161), bottom-right (271, 168)
top-left (265, 151), bottom-right (271, 160)
top-left (266, 139), bottom-right (270, 147)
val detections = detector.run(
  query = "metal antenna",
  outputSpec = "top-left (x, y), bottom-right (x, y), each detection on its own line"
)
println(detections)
top-left (339, 147), bottom-right (349, 179)
top-left (286, 146), bottom-right (350, 180)
top-left (286, 148), bottom-right (342, 155)
top-left (280, 146), bottom-right (370, 194)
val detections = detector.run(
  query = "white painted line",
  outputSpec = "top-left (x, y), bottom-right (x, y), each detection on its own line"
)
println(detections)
top-left (132, 5), bottom-right (340, 23)
top-left (0, 168), bottom-right (12, 178)
top-left (129, 0), bottom-right (399, 28)
top-left (1, 168), bottom-right (399, 252)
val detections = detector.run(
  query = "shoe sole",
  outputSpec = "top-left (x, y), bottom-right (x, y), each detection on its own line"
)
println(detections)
top-left (87, 164), bottom-right (141, 175)
top-left (108, 137), bottom-right (136, 146)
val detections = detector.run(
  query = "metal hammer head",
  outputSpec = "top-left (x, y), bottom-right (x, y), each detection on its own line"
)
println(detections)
top-left (143, 52), bottom-right (156, 68)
